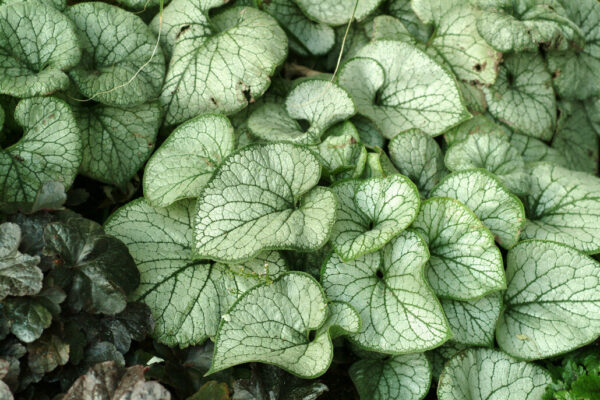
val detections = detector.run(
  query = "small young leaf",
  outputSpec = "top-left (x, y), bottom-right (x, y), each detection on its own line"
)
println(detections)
top-left (322, 230), bottom-right (450, 354)
top-left (194, 143), bottom-right (336, 263)
top-left (441, 292), bottom-right (502, 347)
top-left (388, 129), bottom-right (447, 196)
top-left (349, 353), bottom-right (431, 400)
top-left (337, 40), bottom-right (470, 138)
top-left (330, 175), bottom-right (420, 261)
top-left (66, 2), bottom-right (166, 106)
top-left (314, 121), bottom-right (367, 181)
top-left (74, 102), bottom-right (162, 187)
top-left (497, 240), bottom-right (600, 360)
top-left (483, 53), bottom-right (556, 140)
top-left (0, 1), bottom-right (81, 98)
top-left (522, 163), bottom-right (600, 254)
top-left (248, 80), bottom-right (355, 144)
top-left (0, 97), bottom-right (82, 207)
top-left (412, 197), bottom-right (505, 300)
top-left (430, 169), bottom-right (526, 249)
top-left (143, 114), bottom-right (235, 208)
top-left (437, 348), bottom-right (552, 400)
top-left (160, 6), bottom-right (287, 125)
top-left (208, 272), bottom-right (360, 378)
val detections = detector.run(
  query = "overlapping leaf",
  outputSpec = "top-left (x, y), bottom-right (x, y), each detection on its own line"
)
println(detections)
top-left (193, 143), bottom-right (336, 263)
top-left (0, 223), bottom-right (42, 301)
top-left (314, 121), bottom-right (367, 181)
top-left (322, 230), bottom-right (450, 354)
top-left (143, 114), bottom-right (235, 207)
top-left (412, 197), bottom-right (505, 300)
top-left (337, 40), bottom-right (469, 138)
top-left (497, 240), bottom-right (600, 360)
top-left (293, 0), bottom-right (384, 26)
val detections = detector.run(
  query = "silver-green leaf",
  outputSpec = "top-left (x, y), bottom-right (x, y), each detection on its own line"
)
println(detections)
top-left (143, 113), bottom-right (235, 208)
top-left (497, 240), bottom-right (600, 360)
top-left (412, 197), bottom-right (505, 300)
top-left (293, 0), bottom-right (384, 26)
top-left (437, 348), bottom-right (552, 400)
top-left (322, 230), bottom-right (451, 354)
top-left (208, 272), bottom-right (360, 378)
top-left (330, 176), bottom-right (420, 261)
top-left (193, 143), bottom-right (336, 263)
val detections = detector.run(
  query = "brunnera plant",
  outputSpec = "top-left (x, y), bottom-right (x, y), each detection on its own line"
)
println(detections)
top-left (1, 0), bottom-right (600, 398)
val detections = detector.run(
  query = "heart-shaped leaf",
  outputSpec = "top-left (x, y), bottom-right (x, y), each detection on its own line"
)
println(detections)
top-left (497, 240), bottom-right (600, 360)
top-left (440, 292), bottom-right (502, 347)
top-left (0, 1), bottom-right (80, 98)
top-left (248, 80), bottom-right (355, 144)
top-left (0, 97), bottom-right (81, 207)
top-left (193, 143), bottom-right (336, 263)
top-left (437, 348), bottom-right (552, 400)
top-left (412, 0), bottom-right (501, 84)
top-left (330, 175), bottom-right (420, 261)
top-left (430, 169), bottom-right (526, 249)
top-left (411, 197), bottom-right (505, 300)
top-left (104, 198), bottom-right (288, 347)
top-left (73, 102), bottom-right (162, 187)
top-left (482, 53), bottom-right (556, 140)
top-left (337, 40), bottom-right (469, 138)
top-left (322, 230), bottom-right (450, 354)
top-left (208, 272), bottom-right (360, 378)
top-left (143, 113), bottom-right (235, 208)
top-left (388, 129), bottom-right (447, 196)
top-left (161, 6), bottom-right (287, 125)
top-left (66, 2), bottom-right (166, 106)
top-left (349, 353), bottom-right (431, 400)
top-left (522, 163), bottom-right (600, 254)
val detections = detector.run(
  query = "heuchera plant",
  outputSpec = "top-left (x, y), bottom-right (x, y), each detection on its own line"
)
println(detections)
top-left (1, 0), bottom-right (600, 398)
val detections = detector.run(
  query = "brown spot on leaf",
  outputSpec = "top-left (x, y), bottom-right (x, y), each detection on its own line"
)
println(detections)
top-left (176, 25), bottom-right (191, 40)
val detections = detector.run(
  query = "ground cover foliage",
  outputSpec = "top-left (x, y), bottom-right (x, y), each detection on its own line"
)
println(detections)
top-left (1, 0), bottom-right (600, 398)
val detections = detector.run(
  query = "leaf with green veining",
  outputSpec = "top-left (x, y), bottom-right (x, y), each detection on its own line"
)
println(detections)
top-left (263, 0), bottom-right (335, 56)
top-left (431, 170), bottom-right (525, 249)
top-left (352, 116), bottom-right (385, 148)
top-left (426, 342), bottom-right (467, 381)
top-left (552, 102), bottom-right (599, 175)
top-left (362, 149), bottom-right (401, 179)
top-left (497, 240), bottom-right (600, 360)
top-left (0, 1), bottom-right (80, 98)
top-left (208, 272), bottom-right (360, 378)
top-left (314, 121), bottom-right (367, 182)
top-left (412, 0), bottom-right (501, 85)
top-left (322, 230), bottom-right (450, 354)
top-left (73, 102), bottom-right (161, 187)
top-left (161, 6), bottom-right (287, 125)
top-left (444, 114), bottom-right (510, 145)
top-left (193, 143), bottom-right (336, 263)
top-left (66, 2), bottom-right (165, 106)
top-left (388, 0), bottom-right (432, 43)
top-left (441, 292), bottom-right (502, 347)
top-left (474, 0), bottom-right (584, 52)
top-left (0, 97), bottom-right (81, 207)
top-left (507, 131), bottom-right (569, 167)
top-left (3, 297), bottom-right (52, 343)
top-left (293, 0), bottom-right (384, 26)
top-left (483, 53), bottom-right (556, 140)
top-left (144, 114), bottom-right (234, 208)
top-left (522, 163), bottom-right (600, 254)
top-left (546, 0), bottom-right (600, 100)
top-left (349, 353), bottom-right (431, 400)
top-left (444, 132), bottom-right (530, 196)
top-left (0, 223), bottom-right (42, 301)
top-left (388, 129), bottom-right (447, 196)
top-left (248, 80), bottom-right (355, 144)
top-left (412, 197), bottom-right (505, 300)
top-left (337, 41), bottom-right (470, 139)
top-left (104, 198), bottom-right (289, 348)
top-left (437, 348), bottom-right (552, 400)
top-left (330, 176), bottom-right (420, 261)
